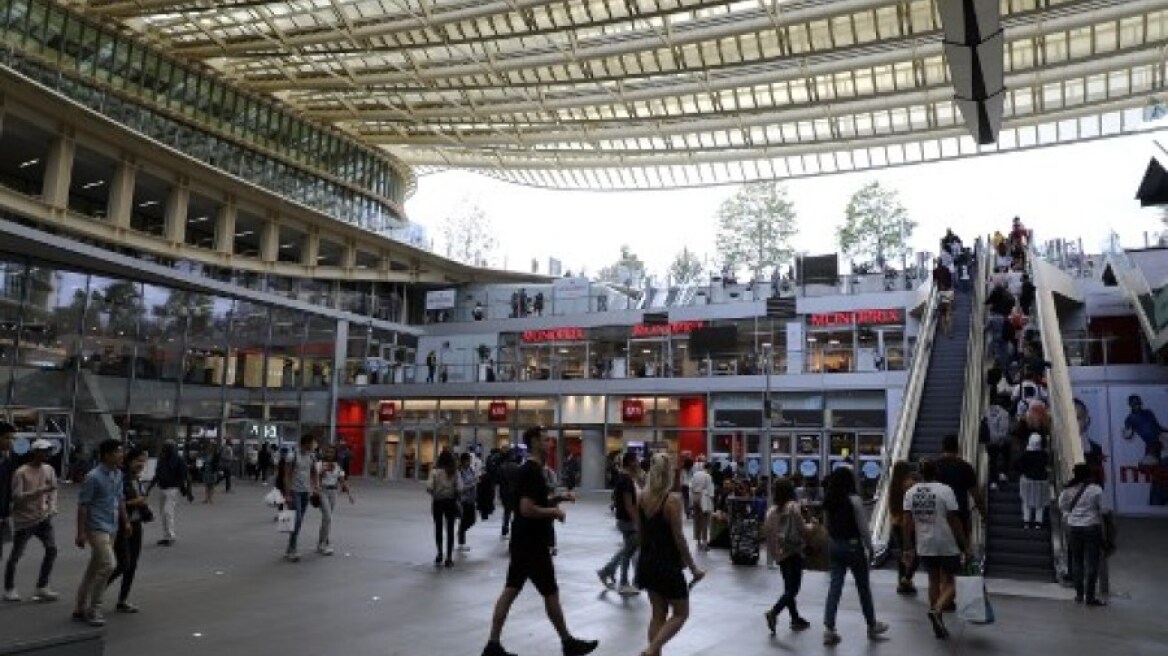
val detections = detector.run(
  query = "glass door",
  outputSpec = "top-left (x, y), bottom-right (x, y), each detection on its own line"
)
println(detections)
top-left (401, 429), bottom-right (419, 480)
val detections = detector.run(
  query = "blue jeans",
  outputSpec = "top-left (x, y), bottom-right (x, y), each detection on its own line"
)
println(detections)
top-left (824, 539), bottom-right (876, 630)
top-left (599, 520), bottom-right (638, 586)
top-left (287, 491), bottom-right (309, 553)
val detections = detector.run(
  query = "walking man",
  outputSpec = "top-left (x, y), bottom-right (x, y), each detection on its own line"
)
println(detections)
top-left (72, 439), bottom-right (130, 627)
top-left (596, 451), bottom-right (640, 596)
top-left (282, 435), bottom-right (320, 562)
top-left (481, 427), bottom-right (598, 656)
top-left (145, 441), bottom-right (187, 546)
top-left (4, 439), bottom-right (59, 602)
top-left (903, 460), bottom-right (970, 640)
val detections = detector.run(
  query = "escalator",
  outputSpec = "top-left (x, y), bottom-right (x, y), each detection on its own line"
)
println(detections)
top-left (982, 257), bottom-right (1083, 581)
top-left (1104, 247), bottom-right (1168, 352)
top-left (908, 288), bottom-right (975, 460)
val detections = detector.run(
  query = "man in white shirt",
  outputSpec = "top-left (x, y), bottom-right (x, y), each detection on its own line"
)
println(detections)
top-left (903, 460), bottom-right (969, 641)
top-left (3, 440), bottom-right (59, 602)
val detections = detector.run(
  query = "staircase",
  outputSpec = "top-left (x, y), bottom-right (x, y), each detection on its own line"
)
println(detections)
top-left (986, 481), bottom-right (1055, 580)
top-left (908, 289), bottom-right (974, 461)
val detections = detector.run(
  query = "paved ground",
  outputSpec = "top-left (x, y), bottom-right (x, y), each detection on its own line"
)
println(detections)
top-left (1, 479), bottom-right (1166, 656)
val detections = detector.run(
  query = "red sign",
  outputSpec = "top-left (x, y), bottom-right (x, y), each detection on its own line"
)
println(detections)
top-left (378, 402), bottom-right (397, 423)
top-left (631, 320), bottom-right (705, 337)
top-left (521, 327), bottom-right (587, 343)
top-left (809, 309), bottom-right (902, 327)
top-left (622, 399), bottom-right (646, 423)
top-left (488, 401), bottom-right (509, 422)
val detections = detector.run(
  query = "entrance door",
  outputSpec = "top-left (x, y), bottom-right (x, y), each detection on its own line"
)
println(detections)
top-left (384, 433), bottom-right (400, 481)
top-left (402, 429), bottom-right (419, 480)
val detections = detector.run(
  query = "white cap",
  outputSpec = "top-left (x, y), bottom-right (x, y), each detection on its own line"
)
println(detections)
top-left (31, 439), bottom-right (53, 451)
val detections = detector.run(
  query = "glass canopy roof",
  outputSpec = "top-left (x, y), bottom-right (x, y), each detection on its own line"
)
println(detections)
top-left (75, 0), bottom-right (1166, 189)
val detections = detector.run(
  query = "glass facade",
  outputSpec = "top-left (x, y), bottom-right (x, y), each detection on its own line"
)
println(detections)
top-left (0, 0), bottom-right (410, 234)
top-left (0, 252), bottom-right (383, 472)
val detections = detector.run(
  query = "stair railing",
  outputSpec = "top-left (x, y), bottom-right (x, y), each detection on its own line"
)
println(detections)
top-left (869, 278), bottom-right (941, 553)
top-left (1030, 255), bottom-right (1085, 582)
top-left (958, 239), bottom-right (992, 557)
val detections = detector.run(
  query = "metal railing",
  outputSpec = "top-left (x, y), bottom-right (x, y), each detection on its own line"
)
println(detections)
top-left (959, 240), bottom-right (992, 557)
top-left (869, 282), bottom-right (940, 551)
top-left (1030, 256), bottom-right (1086, 582)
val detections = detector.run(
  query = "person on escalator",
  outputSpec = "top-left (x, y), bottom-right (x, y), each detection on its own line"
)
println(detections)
top-left (1019, 274), bottom-right (1036, 316)
top-left (932, 259), bottom-right (955, 338)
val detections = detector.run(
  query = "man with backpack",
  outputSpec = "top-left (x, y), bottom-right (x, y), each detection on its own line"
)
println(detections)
top-left (980, 396), bottom-right (1013, 489)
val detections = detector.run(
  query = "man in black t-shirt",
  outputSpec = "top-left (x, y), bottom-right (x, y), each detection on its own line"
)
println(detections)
top-left (596, 451), bottom-right (641, 595)
top-left (482, 427), bottom-right (598, 656)
top-left (934, 434), bottom-right (983, 541)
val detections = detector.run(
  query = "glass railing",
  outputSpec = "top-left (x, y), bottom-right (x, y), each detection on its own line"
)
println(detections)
top-left (868, 282), bottom-right (940, 552)
top-left (959, 240), bottom-right (991, 558)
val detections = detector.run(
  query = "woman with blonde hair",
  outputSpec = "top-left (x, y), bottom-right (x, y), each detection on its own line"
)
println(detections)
top-left (635, 453), bottom-right (706, 656)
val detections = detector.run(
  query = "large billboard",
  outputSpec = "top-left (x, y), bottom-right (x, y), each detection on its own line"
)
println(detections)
top-left (1072, 384), bottom-right (1168, 516)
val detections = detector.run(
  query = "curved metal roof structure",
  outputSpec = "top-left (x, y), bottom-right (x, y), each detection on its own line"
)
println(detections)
top-left (76, 0), bottom-right (1168, 189)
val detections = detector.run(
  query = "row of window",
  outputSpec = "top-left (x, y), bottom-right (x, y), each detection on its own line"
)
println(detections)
top-left (0, 0), bottom-right (409, 223)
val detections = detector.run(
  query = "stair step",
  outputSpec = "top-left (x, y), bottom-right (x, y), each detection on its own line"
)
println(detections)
top-left (986, 551), bottom-right (1053, 570)
top-left (987, 538), bottom-right (1052, 555)
top-left (985, 564), bottom-right (1056, 582)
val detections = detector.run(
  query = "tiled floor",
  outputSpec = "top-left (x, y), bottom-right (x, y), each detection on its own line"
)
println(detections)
top-left (1, 480), bottom-right (1165, 656)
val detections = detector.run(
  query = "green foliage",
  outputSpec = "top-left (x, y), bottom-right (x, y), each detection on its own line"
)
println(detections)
top-left (441, 204), bottom-right (498, 267)
top-left (715, 182), bottom-right (798, 279)
top-left (668, 247), bottom-right (704, 285)
top-left (836, 181), bottom-right (917, 270)
top-left (596, 244), bottom-right (646, 286)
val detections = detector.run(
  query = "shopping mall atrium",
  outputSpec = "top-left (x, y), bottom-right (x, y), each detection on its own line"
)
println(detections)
top-left (2, 0), bottom-right (1168, 654)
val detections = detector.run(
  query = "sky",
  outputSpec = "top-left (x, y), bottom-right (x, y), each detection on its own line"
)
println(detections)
top-left (406, 129), bottom-right (1168, 279)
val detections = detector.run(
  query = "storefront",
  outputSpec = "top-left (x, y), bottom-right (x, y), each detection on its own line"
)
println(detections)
top-left (805, 309), bottom-right (907, 372)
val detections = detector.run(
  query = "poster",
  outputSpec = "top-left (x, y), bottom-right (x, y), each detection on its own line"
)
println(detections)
top-left (1073, 383), bottom-right (1168, 516)
top-left (424, 289), bottom-right (456, 310)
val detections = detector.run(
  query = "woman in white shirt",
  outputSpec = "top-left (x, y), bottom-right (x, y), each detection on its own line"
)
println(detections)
top-left (1058, 463), bottom-right (1111, 606)
top-left (316, 445), bottom-right (353, 556)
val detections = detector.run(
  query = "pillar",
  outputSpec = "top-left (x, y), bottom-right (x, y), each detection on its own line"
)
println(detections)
top-left (342, 238), bottom-right (357, 269)
top-left (328, 320), bottom-right (349, 443)
top-left (164, 181), bottom-right (189, 244)
top-left (260, 215), bottom-right (279, 263)
top-left (581, 428), bottom-right (606, 490)
top-left (215, 200), bottom-right (236, 255)
top-left (41, 130), bottom-right (75, 208)
top-left (302, 230), bottom-right (320, 267)
top-left (106, 159), bottom-right (136, 228)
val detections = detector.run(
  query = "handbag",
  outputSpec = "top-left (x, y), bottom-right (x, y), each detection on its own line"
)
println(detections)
top-left (263, 488), bottom-right (285, 508)
top-left (276, 509), bottom-right (295, 533)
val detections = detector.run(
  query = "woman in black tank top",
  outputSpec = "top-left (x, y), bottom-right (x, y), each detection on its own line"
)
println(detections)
top-left (634, 454), bottom-right (706, 656)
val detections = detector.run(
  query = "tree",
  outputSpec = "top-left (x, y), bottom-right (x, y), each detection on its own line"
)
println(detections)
top-left (596, 244), bottom-right (646, 287)
top-left (668, 247), bottom-right (705, 285)
top-left (440, 204), bottom-right (497, 267)
top-left (836, 181), bottom-right (917, 271)
top-left (715, 182), bottom-right (798, 281)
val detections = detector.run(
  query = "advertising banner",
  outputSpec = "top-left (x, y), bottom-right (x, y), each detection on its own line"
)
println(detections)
top-left (488, 401), bottom-right (509, 422)
top-left (553, 277), bottom-right (590, 300)
top-left (424, 289), bottom-right (456, 310)
top-left (621, 398), bottom-right (646, 423)
top-left (1072, 383), bottom-right (1168, 516)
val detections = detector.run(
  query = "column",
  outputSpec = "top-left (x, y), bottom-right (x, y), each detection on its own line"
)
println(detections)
top-left (215, 199), bottom-right (237, 254)
top-left (301, 230), bottom-right (320, 267)
top-left (164, 181), bottom-right (190, 244)
top-left (106, 159), bottom-right (136, 228)
top-left (259, 215), bottom-right (279, 263)
top-left (342, 238), bottom-right (357, 269)
top-left (328, 320), bottom-right (349, 444)
top-left (41, 130), bottom-right (75, 208)
top-left (581, 428), bottom-right (606, 490)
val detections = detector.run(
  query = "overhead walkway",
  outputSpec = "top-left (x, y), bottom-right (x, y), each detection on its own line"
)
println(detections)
top-left (1104, 247), bottom-right (1168, 352)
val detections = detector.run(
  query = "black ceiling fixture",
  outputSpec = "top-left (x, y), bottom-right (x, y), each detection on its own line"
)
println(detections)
top-left (1136, 158), bottom-right (1168, 207)
top-left (938, 0), bottom-right (1005, 145)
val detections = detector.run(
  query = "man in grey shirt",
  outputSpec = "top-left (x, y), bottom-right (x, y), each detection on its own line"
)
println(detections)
top-left (282, 435), bottom-right (320, 562)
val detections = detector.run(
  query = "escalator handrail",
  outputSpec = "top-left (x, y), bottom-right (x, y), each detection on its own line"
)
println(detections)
top-left (958, 239), bottom-right (992, 557)
top-left (869, 279), bottom-right (941, 548)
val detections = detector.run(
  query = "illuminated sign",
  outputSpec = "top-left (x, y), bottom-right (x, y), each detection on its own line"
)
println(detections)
top-left (631, 320), bottom-right (705, 337)
top-left (622, 399), bottom-right (646, 423)
top-left (521, 327), bottom-right (587, 343)
top-left (808, 309), bottom-right (903, 327)
top-left (488, 401), bottom-right (509, 422)
top-left (378, 402), bottom-right (397, 423)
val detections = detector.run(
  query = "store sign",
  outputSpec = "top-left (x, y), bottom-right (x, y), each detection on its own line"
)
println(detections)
top-left (809, 309), bottom-right (903, 327)
top-left (378, 402), bottom-right (397, 423)
top-left (488, 401), bottom-right (509, 422)
top-left (521, 327), bottom-right (587, 343)
top-left (631, 320), bottom-right (705, 337)
top-left (424, 289), bottom-right (457, 310)
top-left (622, 399), bottom-right (646, 423)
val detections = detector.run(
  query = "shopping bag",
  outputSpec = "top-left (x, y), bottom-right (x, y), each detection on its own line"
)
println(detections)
top-left (276, 509), bottom-right (295, 533)
top-left (263, 488), bottom-right (285, 508)
top-left (956, 574), bottom-right (993, 624)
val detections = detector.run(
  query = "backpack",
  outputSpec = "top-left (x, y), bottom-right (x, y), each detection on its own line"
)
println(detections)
top-left (1014, 381), bottom-right (1042, 419)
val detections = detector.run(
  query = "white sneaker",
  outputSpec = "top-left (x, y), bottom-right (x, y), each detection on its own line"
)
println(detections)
top-left (317, 545), bottom-right (335, 556)
top-left (823, 629), bottom-right (841, 646)
top-left (867, 621), bottom-right (889, 639)
top-left (285, 551), bottom-right (301, 562)
top-left (618, 585), bottom-right (640, 597)
top-left (33, 587), bottom-right (59, 602)
top-left (3, 589), bottom-right (20, 602)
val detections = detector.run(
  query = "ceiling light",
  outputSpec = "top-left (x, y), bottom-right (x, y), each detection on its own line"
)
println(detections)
top-left (18, 159), bottom-right (39, 168)
top-left (190, 216), bottom-right (209, 223)
top-left (235, 230), bottom-right (254, 237)
top-left (807, 337), bottom-right (818, 343)
top-left (829, 339), bottom-right (841, 345)
top-left (280, 243), bottom-right (294, 249)
top-left (138, 200), bottom-right (159, 208)
top-left (81, 180), bottom-right (105, 189)
top-left (642, 349), bottom-right (651, 354)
